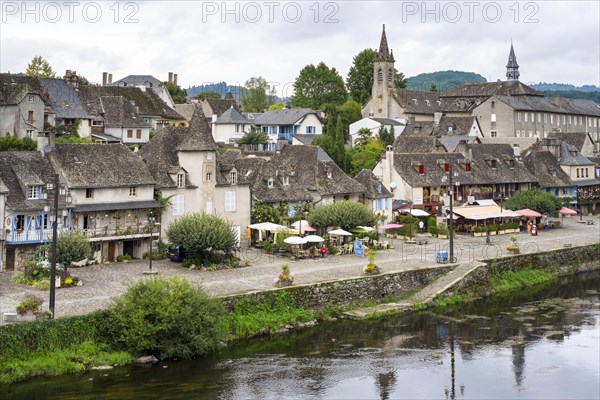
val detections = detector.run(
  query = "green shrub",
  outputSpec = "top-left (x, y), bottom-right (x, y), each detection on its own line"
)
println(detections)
top-left (116, 254), bottom-right (132, 262)
top-left (32, 279), bottom-right (51, 291)
top-left (15, 294), bottom-right (44, 315)
top-left (437, 222), bottom-right (449, 235)
top-left (109, 277), bottom-right (224, 359)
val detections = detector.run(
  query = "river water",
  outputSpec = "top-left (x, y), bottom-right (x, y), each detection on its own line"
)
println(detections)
top-left (5, 273), bottom-right (600, 400)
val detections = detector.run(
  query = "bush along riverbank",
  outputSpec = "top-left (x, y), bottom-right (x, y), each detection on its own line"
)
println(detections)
top-left (2, 244), bottom-right (599, 384)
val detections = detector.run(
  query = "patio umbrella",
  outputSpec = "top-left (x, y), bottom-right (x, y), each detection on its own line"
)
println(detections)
top-left (400, 209), bottom-right (430, 217)
top-left (291, 220), bottom-right (317, 232)
top-left (328, 228), bottom-right (353, 236)
top-left (515, 209), bottom-right (542, 218)
top-left (558, 207), bottom-right (577, 215)
top-left (357, 226), bottom-right (374, 232)
top-left (305, 235), bottom-right (325, 243)
top-left (248, 222), bottom-right (287, 231)
top-left (382, 223), bottom-right (403, 230)
top-left (284, 236), bottom-right (308, 245)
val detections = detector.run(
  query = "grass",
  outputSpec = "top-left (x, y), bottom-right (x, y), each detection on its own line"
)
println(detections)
top-left (491, 269), bottom-right (557, 293)
top-left (431, 294), bottom-right (470, 308)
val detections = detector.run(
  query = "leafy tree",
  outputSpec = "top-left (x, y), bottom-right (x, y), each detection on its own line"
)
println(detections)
top-left (251, 202), bottom-right (281, 224)
top-left (429, 84), bottom-right (438, 92)
top-left (151, 190), bottom-right (173, 240)
top-left (25, 55), bottom-right (56, 78)
top-left (160, 81), bottom-right (188, 104)
top-left (346, 49), bottom-right (378, 105)
top-left (241, 76), bottom-right (275, 112)
top-left (394, 70), bottom-right (407, 89)
top-left (291, 62), bottom-right (348, 109)
top-left (268, 102), bottom-right (285, 110)
top-left (109, 276), bottom-right (224, 359)
top-left (504, 189), bottom-right (562, 216)
top-left (76, 75), bottom-right (90, 86)
top-left (196, 91), bottom-right (221, 101)
top-left (337, 100), bottom-right (362, 142)
top-left (354, 127), bottom-right (373, 147)
top-left (166, 212), bottom-right (237, 261)
top-left (0, 133), bottom-right (37, 151)
top-left (237, 129), bottom-right (268, 145)
top-left (309, 201), bottom-right (377, 230)
top-left (349, 137), bottom-right (384, 175)
top-left (378, 126), bottom-right (394, 148)
top-left (44, 232), bottom-right (92, 270)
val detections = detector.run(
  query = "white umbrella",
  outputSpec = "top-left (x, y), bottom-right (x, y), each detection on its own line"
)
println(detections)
top-left (284, 236), bottom-right (308, 245)
top-left (401, 209), bottom-right (430, 217)
top-left (248, 222), bottom-right (287, 231)
top-left (305, 235), bottom-right (325, 243)
top-left (328, 228), bottom-right (352, 236)
top-left (357, 226), bottom-right (374, 232)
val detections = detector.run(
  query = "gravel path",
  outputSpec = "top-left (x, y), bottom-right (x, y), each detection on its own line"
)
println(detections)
top-left (1, 217), bottom-right (598, 322)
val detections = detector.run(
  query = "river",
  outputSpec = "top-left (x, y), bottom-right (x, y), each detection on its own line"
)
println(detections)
top-left (5, 273), bottom-right (600, 400)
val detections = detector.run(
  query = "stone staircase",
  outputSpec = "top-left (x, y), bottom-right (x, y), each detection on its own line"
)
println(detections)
top-left (343, 261), bottom-right (485, 319)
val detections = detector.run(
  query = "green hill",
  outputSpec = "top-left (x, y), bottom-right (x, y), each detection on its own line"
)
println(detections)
top-left (406, 71), bottom-right (487, 92)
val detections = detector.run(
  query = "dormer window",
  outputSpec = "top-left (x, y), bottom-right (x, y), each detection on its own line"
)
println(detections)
top-left (207, 152), bottom-right (214, 160)
top-left (507, 160), bottom-right (515, 168)
top-left (177, 173), bottom-right (185, 188)
top-left (377, 183), bottom-right (382, 193)
top-left (327, 171), bottom-right (333, 179)
top-left (570, 150), bottom-right (578, 157)
top-left (26, 185), bottom-right (42, 200)
top-left (550, 169), bottom-right (557, 177)
top-left (487, 160), bottom-right (497, 168)
top-left (129, 187), bottom-right (137, 197)
top-left (283, 176), bottom-right (289, 186)
top-left (268, 177), bottom-right (274, 188)
top-left (418, 165), bottom-right (425, 174)
top-left (86, 188), bottom-right (94, 198)
top-left (443, 163), bottom-right (449, 172)
top-left (230, 171), bottom-right (237, 185)
top-left (465, 163), bottom-right (471, 172)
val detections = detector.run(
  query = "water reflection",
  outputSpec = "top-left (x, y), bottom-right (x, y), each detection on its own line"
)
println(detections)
top-left (6, 273), bottom-right (600, 400)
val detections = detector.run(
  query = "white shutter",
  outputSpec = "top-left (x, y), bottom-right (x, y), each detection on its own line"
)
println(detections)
top-left (173, 195), bottom-right (184, 216)
top-left (206, 201), bottom-right (213, 214)
top-left (225, 191), bottom-right (236, 212)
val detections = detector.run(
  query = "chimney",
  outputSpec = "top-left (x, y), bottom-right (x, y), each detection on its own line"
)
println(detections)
top-left (553, 95), bottom-right (562, 107)
top-left (173, 73), bottom-right (178, 86)
top-left (168, 72), bottom-right (173, 84)
top-left (64, 70), bottom-right (78, 88)
top-left (108, 73), bottom-right (113, 84)
top-left (456, 140), bottom-right (469, 158)
top-left (433, 112), bottom-right (443, 126)
top-left (102, 72), bottom-right (108, 86)
top-left (37, 130), bottom-right (56, 155)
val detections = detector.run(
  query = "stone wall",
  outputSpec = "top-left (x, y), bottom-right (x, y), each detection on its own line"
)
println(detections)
top-left (221, 266), bottom-right (452, 311)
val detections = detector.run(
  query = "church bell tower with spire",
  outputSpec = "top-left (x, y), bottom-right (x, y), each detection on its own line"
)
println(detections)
top-left (371, 24), bottom-right (396, 118)
top-left (506, 42), bottom-right (520, 81)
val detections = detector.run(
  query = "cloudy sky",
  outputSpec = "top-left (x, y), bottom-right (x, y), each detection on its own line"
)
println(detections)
top-left (1, 1), bottom-right (598, 96)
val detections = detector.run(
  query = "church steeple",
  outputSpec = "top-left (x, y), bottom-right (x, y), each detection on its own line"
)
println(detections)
top-left (376, 24), bottom-right (394, 62)
top-left (506, 41), bottom-right (520, 81)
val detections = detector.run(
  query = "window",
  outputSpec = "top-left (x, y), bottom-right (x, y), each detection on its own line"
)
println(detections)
top-left (465, 163), bottom-right (471, 172)
top-left (172, 194), bottom-right (184, 216)
top-left (177, 174), bottom-right (185, 188)
top-left (26, 130), bottom-right (34, 138)
top-left (444, 163), bottom-right (449, 172)
top-left (129, 187), bottom-right (137, 197)
top-left (576, 168), bottom-right (580, 178)
top-left (28, 111), bottom-right (34, 121)
top-left (491, 113), bottom-right (496, 123)
top-left (235, 124), bottom-right (240, 133)
top-left (206, 201), bottom-right (213, 214)
top-left (207, 152), bottom-right (214, 160)
top-left (230, 171), bottom-right (237, 185)
top-left (544, 114), bottom-right (547, 123)
top-left (530, 113), bottom-right (534, 122)
top-left (568, 116), bottom-right (571, 125)
top-left (377, 68), bottom-right (383, 82)
top-left (418, 165), bottom-right (425, 174)
top-left (562, 115), bottom-right (566, 124)
top-left (268, 177), bottom-right (274, 188)
top-left (550, 115), bottom-right (554, 124)
top-left (537, 114), bottom-right (541, 123)
top-left (487, 160), bottom-right (497, 168)
top-left (92, 120), bottom-right (103, 126)
top-left (388, 70), bottom-right (392, 82)
top-left (26, 185), bottom-right (42, 199)
top-left (507, 160), bottom-right (515, 168)
top-left (136, 129), bottom-right (142, 139)
top-left (85, 188), bottom-right (94, 198)
top-left (127, 130), bottom-right (133, 138)
top-left (585, 168), bottom-right (589, 178)
top-left (225, 191), bottom-right (236, 212)
top-left (28, 95), bottom-right (35, 102)
top-left (306, 126), bottom-right (316, 134)
top-left (16, 215), bottom-right (25, 230)
top-left (283, 176), bottom-right (289, 186)
top-left (524, 113), bottom-right (528, 123)
top-left (206, 172), bottom-right (212, 182)
top-left (491, 131), bottom-right (497, 138)
top-left (562, 187), bottom-right (568, 195)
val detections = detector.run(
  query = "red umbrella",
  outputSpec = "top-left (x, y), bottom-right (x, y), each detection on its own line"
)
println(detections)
top-left (558, 207), bottom-right (577, 215)
top-left (515, 209), bottom-right (542, 218)
top-left (383, 223), bottom-right (403, 230)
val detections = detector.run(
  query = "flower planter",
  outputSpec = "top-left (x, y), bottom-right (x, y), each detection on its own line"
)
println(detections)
top-left (498, 230), bottom-right (506, 235)
top-left (473, 232), bottom-right (484, 237)
top-left (275, 280), bottom-right (294, 288)
top-left (438, 234), bottom-right (448, 239)
top-left (363, 266), bottom-right (380, 275)
top-left (489, 231), bottom-right (497, 236)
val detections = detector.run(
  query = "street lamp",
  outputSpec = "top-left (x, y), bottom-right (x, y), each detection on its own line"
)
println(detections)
top-left (145, 217), bottom-right (159, 275)
top-left (48, 174), bottom-right (59, 319)
top-left (440, 162), bottom-right (457, 264)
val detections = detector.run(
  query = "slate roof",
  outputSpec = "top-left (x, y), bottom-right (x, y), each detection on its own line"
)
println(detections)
top-left (253, 108), bottom-right (317, 126)
top-left (354, 169), bottom-right (391, 199)
top-left (467, 143), bottom-right (538, 184)
top-left (205, 98), bottom-right (239, 117)
top-left (173, 104), bottom-right (196, 121)
top-left (523, 150), bottom-right (572, 188)
top-left (548, 132), bottom-right (591, 152)
top-left (439, 97), bottom-right (487, 113)
top-left (108, 75), bottom-right (162, 88)
top-left (39, 78), bottom-right (89, 119)
top-left (494, 95), bottom-right (564, 113)
top-left (392, 152), bottom-right (472, 188)
top-left (51, 144), bottom-right (155, 188)
top-left (0, 74), bottom-right (42, 104)
top-left (441, 81), bottom-right (543, 98)
top-left (0, 177), bottom-right (8, 193)
top-left (215, 106), bottom-right (248, 124)
top-left (98, 96), bottom-right (151, 128)
top-left (215, 151), bottom-right (253, 187)
top-left (79, 86), bottom-right (182, 120)
top-left (293, 134), bottom-right (316, 145)
top-left (438, 135), bottom-right (479, 152)
top-left (138, 106), bottom-right (216, 188)
top-left (0, 151), bottom-right (67, 212)
top-left (393, 90), bottom-right (443, 115)
top-left (252, 145), bottom-right (365, 203)
top-left (372, 118), bottom-right (405, 126)
top-left (558, 142), bottom-right (593, 166)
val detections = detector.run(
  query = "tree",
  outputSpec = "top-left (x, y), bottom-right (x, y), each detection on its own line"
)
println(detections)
top-left (251, 202), bottom-right (281, 224)
top-left (241, 76), bottom-right (276, 112)
top-left (291, 62), bottom-right (348, 109)
top-left (237, 129), bottom-right (269, 145)
top-left (503, 189), bottom-right (562, 216)
top-left (429, 84), bottom-right (438, 92)
top-left (354, 127), bottom-right (373, 147)
top-left (337, 100), bottom-right (362, 142)
top-left (349, 137), bottom-right (384, 175)
top-left (25, 55), bottom-right (56, 78)
top-left (160, 81), bottom-right (187, 104)
top-left (346, 49), bottom-right (378, 105)
top-left (394, 69), bottom-right (407, 89)
top-left (166, 212), bottom-right (237, 262)
top-left (0, 133), bottom-right (37, 151)
top-left (52, 232), bottom-right (92, 270)
top-left (268, 102), bottom-right (285, 110)
top-left (196, 91), bottom-right (221, 101)
top-left (378, 125), bottom-right (394, 148)
top-left (109, 276), bottom-right (224, 359)
top-left (309, 201), bottom-right (377, 230)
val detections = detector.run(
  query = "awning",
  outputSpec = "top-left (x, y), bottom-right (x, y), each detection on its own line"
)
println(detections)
top-left (452, 205), bottom-right (521, 220)
top-left (74, 200), bottom-right (158, 212)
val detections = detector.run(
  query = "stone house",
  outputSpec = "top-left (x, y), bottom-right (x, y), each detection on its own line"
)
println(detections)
top-left (138, 105), bottom-right (251, 245)
top-left (212, 106), bottom-right (252, 145)
top-left (0, 74), bottom-right (45, 139)
top-left (253, 108), bottom-right (323, 147)
top-left (107, 73), bottom-right (176, 108)
top-left (354, 169), bottom-right (394, 224)
top-left (40, 73), bottom-right (91, 138)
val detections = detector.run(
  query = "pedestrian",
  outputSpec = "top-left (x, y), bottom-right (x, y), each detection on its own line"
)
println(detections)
top-left (527, 220), bottom-right (532, 235)
top-left (531, 225), bottom-right (538, 236)
top-left (320, 244), bottom-right (327, 258)
top-left (543, 215), bottom-right (549, 232)
top-left (486, 229), bottom-right (492, 245)
top-left (418, 220), bottom-right (424, 234)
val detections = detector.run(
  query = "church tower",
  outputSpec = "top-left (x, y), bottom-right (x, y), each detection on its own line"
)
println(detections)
top-left (506, 42), bottom-right (520, 81)
top-left (371, 24), bottom-right (395, 118)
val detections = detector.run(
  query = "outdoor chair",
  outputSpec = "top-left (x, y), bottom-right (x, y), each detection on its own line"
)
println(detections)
top-left (372, 239), bottom-right (379, 249)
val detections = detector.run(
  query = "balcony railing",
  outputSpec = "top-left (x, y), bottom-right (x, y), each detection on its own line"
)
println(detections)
top-left (80, 225), bottom-right (156, 239)
top-left (6, 228), bottom-right (69, 244)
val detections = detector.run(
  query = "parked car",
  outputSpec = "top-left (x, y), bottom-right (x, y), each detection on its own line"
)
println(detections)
top-left (166, 245), bottom-right (197, 262)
